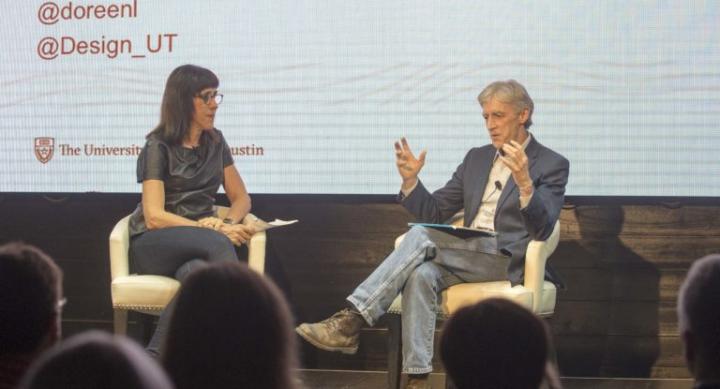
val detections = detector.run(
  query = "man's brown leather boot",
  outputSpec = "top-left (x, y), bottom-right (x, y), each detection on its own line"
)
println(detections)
top-left (295, 308), bottom-right (365, 354)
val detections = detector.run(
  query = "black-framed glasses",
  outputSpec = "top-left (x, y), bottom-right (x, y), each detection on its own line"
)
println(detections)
top-left (196, 91), bottom-right (223, 105)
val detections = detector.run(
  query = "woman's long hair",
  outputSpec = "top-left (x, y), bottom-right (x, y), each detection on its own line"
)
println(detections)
top-left (163, 261), bottom-right (299, 389)
top-left (149, 64), bottom-right (219, 145)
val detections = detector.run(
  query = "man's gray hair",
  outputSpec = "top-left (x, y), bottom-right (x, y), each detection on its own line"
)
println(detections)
top-left (477, 80), bottom-right (534, 129)
top-left (677, 254), bottom-right (720, 362)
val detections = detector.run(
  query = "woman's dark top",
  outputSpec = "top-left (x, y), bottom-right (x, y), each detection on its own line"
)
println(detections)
top-left (128, 130), bottom-right (234, 237)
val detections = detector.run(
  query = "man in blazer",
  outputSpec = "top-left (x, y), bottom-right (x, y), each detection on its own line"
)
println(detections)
top-left (297, 80), bottom-right (569, 389)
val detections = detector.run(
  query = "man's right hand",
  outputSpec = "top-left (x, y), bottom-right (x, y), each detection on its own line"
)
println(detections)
top-left (394, 137), bottom-right (426, 190)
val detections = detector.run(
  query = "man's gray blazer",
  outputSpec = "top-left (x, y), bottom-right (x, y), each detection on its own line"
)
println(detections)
top-left (401, 135), bottom-right (569, 286)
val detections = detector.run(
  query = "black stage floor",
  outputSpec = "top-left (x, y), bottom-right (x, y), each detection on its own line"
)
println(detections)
top-left (298, 370), bottom-right (693, 389)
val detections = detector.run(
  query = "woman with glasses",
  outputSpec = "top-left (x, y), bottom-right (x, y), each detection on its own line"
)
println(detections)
top-left (127, 64), bottom-right (255, 357)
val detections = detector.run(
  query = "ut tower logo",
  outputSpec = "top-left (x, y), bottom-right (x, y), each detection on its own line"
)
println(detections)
top-left (34, 137), bottom-right (55, 164)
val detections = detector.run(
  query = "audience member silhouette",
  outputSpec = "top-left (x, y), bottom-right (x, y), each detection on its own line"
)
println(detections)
top-left (0, 242), bottom-right (63, 389)
top-left (677, 254), bottom-right (720, 389)
top-left (163, 261), bottom-right (299, 389)
top-left (19, 331), bottom-right (173, 389)
top-left (440, 298), bottom-right (559, 389)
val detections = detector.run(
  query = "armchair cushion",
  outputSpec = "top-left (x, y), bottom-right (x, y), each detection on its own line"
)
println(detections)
top-left (387, 281), bottom-right (556, 318)
top-left (111, 275), bottom-right (180, 313)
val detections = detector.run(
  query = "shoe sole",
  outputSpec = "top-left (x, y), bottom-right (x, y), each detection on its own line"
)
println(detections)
top-left (295, 326), bottom-right (359, 355)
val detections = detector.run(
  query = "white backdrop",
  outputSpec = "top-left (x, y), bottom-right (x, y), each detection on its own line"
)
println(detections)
top-left (2, 0), bottom-right (719, 195)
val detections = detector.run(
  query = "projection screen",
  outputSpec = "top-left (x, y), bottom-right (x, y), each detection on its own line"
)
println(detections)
top-left (2, 0), bottom-right (718, 196)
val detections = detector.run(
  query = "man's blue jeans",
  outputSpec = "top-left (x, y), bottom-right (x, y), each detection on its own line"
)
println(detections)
top-left (347, 225), bottom-right (510, 374)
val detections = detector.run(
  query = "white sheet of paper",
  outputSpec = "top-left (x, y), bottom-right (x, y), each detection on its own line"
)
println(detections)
top-left (253, 218), bottom-right (298, 231)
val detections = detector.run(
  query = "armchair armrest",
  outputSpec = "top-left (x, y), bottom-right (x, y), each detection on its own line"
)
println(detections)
top-left (523, 221), bottom-right (560, 312)
top-left (109, 215), bottom-right (132, 281)
top-left (244, 214), bottom-right (267, 274)
top-left (215, 206), bottom-right (266, 274)
top-left (394, 233), bottom-right (407, 249)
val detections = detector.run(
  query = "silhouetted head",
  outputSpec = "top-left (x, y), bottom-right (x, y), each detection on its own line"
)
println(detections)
top-left (440, 298), bottom-right (549, 389)
top-left (0, 242), bottom-right (63, 356)
top-left (163, 261), bottom-right (299, 389)
top-left (678, 254), bottom-right (720, 381)
top-left (19, 331), bottom-right (173, 389)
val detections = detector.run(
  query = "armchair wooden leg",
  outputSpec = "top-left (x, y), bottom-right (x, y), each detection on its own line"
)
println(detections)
top-left (113, 309), bottom-right (128, 335)
top-left (387, 313), bottom-right (403, 389)
top-left (544, 317), bottom-right (559, 373)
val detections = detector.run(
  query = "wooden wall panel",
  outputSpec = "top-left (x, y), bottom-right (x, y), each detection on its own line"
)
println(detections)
top-left (548, 204), bottom-right (719, 378)
top-left (1, 194), bottom-right (717, 379)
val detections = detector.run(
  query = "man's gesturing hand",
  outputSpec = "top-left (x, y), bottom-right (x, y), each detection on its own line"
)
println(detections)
top-left (394, 137), bottom-right (426, 190)
top-left (499, 140), bottom-right (533, 196)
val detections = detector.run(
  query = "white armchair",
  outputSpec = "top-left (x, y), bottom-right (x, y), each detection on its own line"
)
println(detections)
top-left (108, 206), bottom-right (267, 335)
top-left (386, 221), bottom-right (561, 388)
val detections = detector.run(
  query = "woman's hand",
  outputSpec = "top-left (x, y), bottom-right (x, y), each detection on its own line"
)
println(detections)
top-left (219, 223), bottom-right (256, 245)
top-left (198, 217), bottom-right (225, 230)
